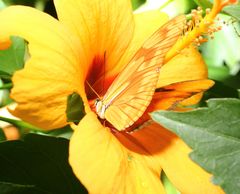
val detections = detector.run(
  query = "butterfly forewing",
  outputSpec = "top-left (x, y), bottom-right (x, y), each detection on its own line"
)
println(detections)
top-left (100, 15), bottom-right (186, 131)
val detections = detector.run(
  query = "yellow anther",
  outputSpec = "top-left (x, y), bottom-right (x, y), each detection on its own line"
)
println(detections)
top-left (206, 8), bottom-right (211, 14)
top-left (199, 36), bottom-right (203, 41)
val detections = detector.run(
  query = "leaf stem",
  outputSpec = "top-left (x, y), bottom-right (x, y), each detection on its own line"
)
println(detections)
top-left (0, 116), bottom-right (43, 131)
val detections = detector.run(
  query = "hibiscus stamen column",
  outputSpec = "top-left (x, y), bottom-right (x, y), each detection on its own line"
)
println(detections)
top-left (164, 0), bottom-right (238, 63)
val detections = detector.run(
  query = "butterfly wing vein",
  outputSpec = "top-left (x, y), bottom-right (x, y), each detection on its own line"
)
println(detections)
top-left (102, 15), bottom-right (186, 130)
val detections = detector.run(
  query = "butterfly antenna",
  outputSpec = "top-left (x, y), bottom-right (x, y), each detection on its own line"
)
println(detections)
top-left (99, 51), bottom-right (107, 95)
top-left (85, 80), bottom-right (101, 99)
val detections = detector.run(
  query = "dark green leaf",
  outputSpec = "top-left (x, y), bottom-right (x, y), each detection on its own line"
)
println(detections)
top-left (66, 92), bottom-right (86, 123)
top-left (0, 36), bottom-right (25, 78)
top-left (40, 125), bottom-right (73, 139)
top-left (0, 181), bottom-right (49, 194)
top-left (0, 70), bottom-right (11, 80)
top-left (223, 5), bottom-right (240, 21)
top-left (3, 0), bottom-right (35, 6)
top-left (151, 98), bottom-right (240, 194)
top-left (206, 80), bottom-right (239, 98)
top-left (200, 81), bottom-right (239, 106)
top-left (0, 134), bottom-right (88, 194)
top-left (0, 128), bottom-right (6, 141)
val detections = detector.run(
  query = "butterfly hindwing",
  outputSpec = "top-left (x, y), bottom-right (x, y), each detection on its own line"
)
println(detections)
top-left (153, 79), bottom-right (214, 110)
top-left (102, 15), bottom-right (186, 130)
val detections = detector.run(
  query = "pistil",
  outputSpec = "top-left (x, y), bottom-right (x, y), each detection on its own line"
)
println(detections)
top-left (164, 0), bottom-right (238, 63)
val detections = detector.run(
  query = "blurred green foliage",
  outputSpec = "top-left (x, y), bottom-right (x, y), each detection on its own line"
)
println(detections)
top-left (193, 0), bottom-right (212, 9)
top-left (0, 134), bottom-right (88, 194)
top-left (131, 0), bottom-right (146, 10)
top-left (223, 5), bottom-right (240, 21)
top-left (2, 0), bottom-right (49, 7)
top-left (0, 37), bottom-right (25, 80)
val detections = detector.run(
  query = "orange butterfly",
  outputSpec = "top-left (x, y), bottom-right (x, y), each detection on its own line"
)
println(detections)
top-left (95, 15), bottom-right (186, 131)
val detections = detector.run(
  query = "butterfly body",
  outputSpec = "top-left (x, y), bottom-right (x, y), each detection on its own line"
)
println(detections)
top-left (94, 15), bottom-right (186, 131)
top-left (95, 99), bottom-right (106, 119)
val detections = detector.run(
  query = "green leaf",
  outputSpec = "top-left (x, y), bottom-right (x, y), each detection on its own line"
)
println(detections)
top-left (39, 125), bottom-right (73, 140)
top-left (223, 5), bottom-right (240, 21)
top-left (0, 116), bottom-right (43, 131)
top-left (66, 92), bottom-right (86, 123)
top-left (0, 181), bottom-right (49, 194)
top-left (151, 98), bottom-right (240, 194)
top-left (0, 128), bottom-right (6, 141)
top-left (0, 71), bottom-right (11, 80)
top-left (0, 133), bottom-right (88, 194)
top-left (0, 36), bottom-right (25, 78)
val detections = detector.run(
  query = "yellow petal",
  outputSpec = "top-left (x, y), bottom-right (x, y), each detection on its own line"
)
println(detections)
top-left (69, 112), bottom-right (166, 194)
top-left (151, 79), bottom-right (214, 110)
top-left (180, 92), bottom-right (204, 106)
top-left (108, 10), bottom-right (169, 77)
top-left (54, 0), bottom-right (134, 75)
top-left (87, 10), bottom-right (170, 97)
top-left (132, 124), bottom-right (224, 194)
top-left (0, 6), bottom-right (88, 129)
top-left (158, 46), bottom-right (208, 88)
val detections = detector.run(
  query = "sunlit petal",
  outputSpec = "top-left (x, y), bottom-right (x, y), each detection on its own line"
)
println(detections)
top-left (158, 46), bottom-right (208, 87)
top-left (130, 123), bottom-right (224, 194)
top-left (69, 112), bottom-right (166, 194)
top-left (54, 0), bottom-right (134, 76)
top-left (90, 10), bottom-right (170, 97)
top-left (108, 10), bottom-right (169, 78)
top-left (0, 6), bottom-right (88, 129)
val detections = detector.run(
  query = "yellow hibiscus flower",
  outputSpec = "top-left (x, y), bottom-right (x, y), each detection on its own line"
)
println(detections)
top-left (0, 0), bottom-right (236, 193)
